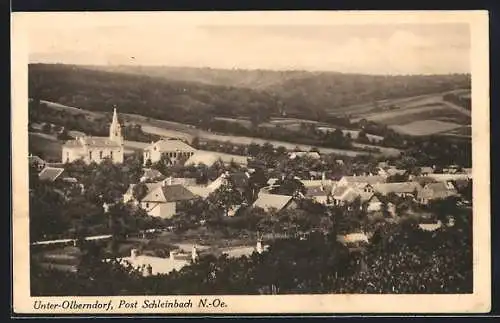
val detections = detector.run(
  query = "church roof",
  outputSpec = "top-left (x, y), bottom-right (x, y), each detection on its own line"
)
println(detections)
top-left (63, 136), bottom-right (121, 148)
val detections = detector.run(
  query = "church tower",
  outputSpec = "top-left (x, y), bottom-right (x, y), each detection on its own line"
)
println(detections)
top-left (109, 107), bottom-right (123, 145)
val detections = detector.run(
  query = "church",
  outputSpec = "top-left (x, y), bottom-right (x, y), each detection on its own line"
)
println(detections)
top-left (61, 108), bottom-right (124, 164)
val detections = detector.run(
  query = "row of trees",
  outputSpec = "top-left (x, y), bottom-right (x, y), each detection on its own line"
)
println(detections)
top-left (28, 99), bottom-right (160, 143)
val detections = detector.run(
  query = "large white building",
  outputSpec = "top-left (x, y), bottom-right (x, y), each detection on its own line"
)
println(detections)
top-left (143, 139), bottom-right (196, 166)
top-left (61, 108), bottom-right (124, 164)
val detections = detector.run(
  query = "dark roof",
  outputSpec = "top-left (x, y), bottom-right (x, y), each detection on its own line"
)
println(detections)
top-left (38, 167), bottom-right (65, 182)
top-left (418, 182), bottom-right (457, 200)
top-left (142, 184), bottom-right (197, 203)
top-left (306, 186), bottom-right (329, 197)
top-left (373, 182), bottom-right (422, 195)
top-left (341, 176), bottom-right (386, 185)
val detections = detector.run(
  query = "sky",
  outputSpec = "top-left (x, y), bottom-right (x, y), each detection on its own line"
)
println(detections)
top-left (24, 13), bottom-right (471, 75)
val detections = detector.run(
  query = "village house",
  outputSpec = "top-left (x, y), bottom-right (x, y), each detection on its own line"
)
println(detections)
top-left (288, 151), bottom-right (321, 160)
top-left (38, 166), bottom-right (65, 182)
top-left (111, 248), bottom-right (193, 276)
top-left (124, 177), bottom-right (197, 204)
top-left (252, 192), bottom-right (297, 213)
top-left (143, 139), bottom-right (196, 166)
top-left (337, 175), bottom-right (387, 187)
top-left (365, 194), bottom-right (383, 212)
top-left (427, 173), bottom-right (471, 182)
top-left (300, 175), bottom-right (336, 205)
top-left (61, 108), bottom-right (124, 164)
top-left (304, 185), bottom-right (331, 205)
top-left (140, 182), bottom-right (198, 219)
top-left (373, 182), bottom-right (422, 198)
top-left (184, 151), bottom-right (222, 167)
top-left (417, 182), bottom-right (458, 205)
top-left (184, 171), bottom-right (246, 199)
top-left (376, 166), bottom-right (407, 177)
top-left (332, 184), bottom-right (373, 206)
top-left (184, 151), bottom-right (248, 167)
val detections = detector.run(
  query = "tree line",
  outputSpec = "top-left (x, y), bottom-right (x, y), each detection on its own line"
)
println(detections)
top-left (29, 64), bottom-right (470, 131)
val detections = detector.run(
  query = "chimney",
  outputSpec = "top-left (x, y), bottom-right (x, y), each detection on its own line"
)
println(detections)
top-left (131, 248), bottom-right (138, 259)
top-left (256, 240), bottom-right (263, 254)
top-left (191, 245), bottom-right (198, 262)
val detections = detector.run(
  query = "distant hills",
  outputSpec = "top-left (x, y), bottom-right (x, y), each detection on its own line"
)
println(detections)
top-left (29, 63), bottom-right (471, 124)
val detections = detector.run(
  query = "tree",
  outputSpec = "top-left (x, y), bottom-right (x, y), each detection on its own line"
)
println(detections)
top-left (271, 177), bottom-right (306, 197)
top-left (132, 182), bottom-right (149, 201)
top-left (247, 143), bottom-right (261, 157)
top-left (207, 181), bottom-right (244, 217)
top-left (357, 130), bottom-right (369, 144)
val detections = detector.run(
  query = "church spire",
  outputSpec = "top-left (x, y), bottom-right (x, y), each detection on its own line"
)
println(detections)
top-left (109, 106), bottom-right (123, 145)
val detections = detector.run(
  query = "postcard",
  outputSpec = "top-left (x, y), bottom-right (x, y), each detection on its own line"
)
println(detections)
top-left (11, 10), bottom-right (490, 314)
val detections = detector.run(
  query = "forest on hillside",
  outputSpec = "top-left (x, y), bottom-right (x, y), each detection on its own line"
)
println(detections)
top-left (29, 64), bottom-right (471, 125)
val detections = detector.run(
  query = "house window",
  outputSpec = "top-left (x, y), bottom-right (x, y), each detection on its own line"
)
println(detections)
top-left (99, 151), bottom-right (103, 159)
top-left (146, 203), bottom-right (149, 208)
top-left (89, 151), bottom-right (93, 160)
top-left (110, 151), bottom-right (113, 159)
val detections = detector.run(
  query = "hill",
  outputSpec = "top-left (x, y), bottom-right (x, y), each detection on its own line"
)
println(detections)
top-left (30, 64), bottom-right (471, 123)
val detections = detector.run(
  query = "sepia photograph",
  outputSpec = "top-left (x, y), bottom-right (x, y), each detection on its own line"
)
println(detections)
top-left (12, 11), bottom-right (490, 314)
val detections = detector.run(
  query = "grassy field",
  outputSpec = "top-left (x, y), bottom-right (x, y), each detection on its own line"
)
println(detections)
top-left (347, 89), bottom-right (471, 134)
top-left (389, 120), bottom-right (463, 136)
top-left (29, 132), bottom-right (62, 162)
top-left (440, 126), bottom-right (472, 138)
top-left (372, 107), bottom-right (470, 126)
top-left (343, 89), bottom-right (471, 118)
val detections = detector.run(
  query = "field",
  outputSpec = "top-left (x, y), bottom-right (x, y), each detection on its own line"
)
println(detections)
top-left (371, 107), bottom-right (470, 126)
top-left (38, 100), bottom-right (102, 120)
top-left (440, 126), bottom-right (472, 138)
top-left (213, 117), bottom-right (320, 132)
top-left (33, 100), bottom-right (403, 157)
top-left (345, 89), bottom-right (471, 136)
top-left (29, 133), bottom-right (62, 162)
top-left (389, 120), bottom-right (463, 136)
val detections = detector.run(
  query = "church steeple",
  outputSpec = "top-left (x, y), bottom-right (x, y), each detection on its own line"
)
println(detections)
top-left (109, 106), bottom-right (123, 145)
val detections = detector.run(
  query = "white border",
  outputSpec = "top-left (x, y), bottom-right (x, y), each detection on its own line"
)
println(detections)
top-left (11, 11), bottom-right (491, 314)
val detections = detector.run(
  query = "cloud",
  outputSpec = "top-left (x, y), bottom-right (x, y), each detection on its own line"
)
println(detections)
top-left (28, 24), bottom-right (470, 74)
